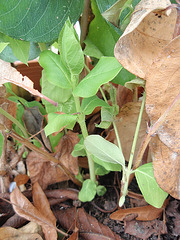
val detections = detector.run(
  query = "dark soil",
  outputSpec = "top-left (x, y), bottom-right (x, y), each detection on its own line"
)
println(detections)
top-left (81, 172), bottom-right (180, 240)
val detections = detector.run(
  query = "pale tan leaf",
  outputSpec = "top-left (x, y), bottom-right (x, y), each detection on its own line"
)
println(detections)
top-left (0, 227), bottom-right (43, 240)
top-left (114, 0), bottom-right (176, 78)
top-left (26, 151), bottom-right (69, 189)
top-left (55, 131), bottom-right (79, 175)
top-left (146, 36), bottom-right (180, 153)
top-left (115, 102), bottom-right (150, 163)
top-left (0, 59), bottom-right (57, 106)
top-left (150, 136), bottom-right (180, 199)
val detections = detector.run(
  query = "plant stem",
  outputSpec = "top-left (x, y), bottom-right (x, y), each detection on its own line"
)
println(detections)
top-left (80, 0), bottom-right (91, 48)
top-left (38, 43), bottom-right (47, 51)
top-left (119, 91), bottom-right (146, 206)
top-left (72, 75), bottom-right (96, 183)
top-left (0, 107), bottom-right (28, 138)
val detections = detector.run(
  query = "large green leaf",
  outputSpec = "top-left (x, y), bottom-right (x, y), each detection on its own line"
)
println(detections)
top-left (0, 0), bottom-right (84, 43)
top-left (73, 57), bottom-right (122, 98)
top-left (0, 133), bottom-right (3, 158)
top-left (78, 179), bottom-right (97, 202)
top-left (45, 113), bottom-right (77, 136)
top-left (84, 135), bottom-right (125, 167)
top-left (39, 50), bottom-right (71, 89)
top-left (135, 163), bottom-right (168, 208)
top-left (81, 95), bottom-right (109, 115)
top-left (58, 19), bottom-right (84, 75)
top-left (0, 33), bottom-right (30, 64)
top-left (41, 70), bottom-right (72, 113)
top-left (84, 0), bottom-right (119, 57)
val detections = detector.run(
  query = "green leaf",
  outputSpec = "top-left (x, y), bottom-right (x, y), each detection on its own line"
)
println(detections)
top-left (45, 113), bottom-right (77, 136)
top-left (72, 135), bottom-right (86, 157)
top-left (85, 135), bottom-right (125, 167)
top-left (0, 41), bottom-right (41, 63)
top-left (112, 68), bottom-right (135, 85)
top-left (84, 38), bottom-right (103, 59)
top-left (39, 50), bottom-right (71, 89)
top-left (95, 121), bottom-right (112, 129)
top-left (101, 0), bottom-right (127, 27)
top-left (0, 42), bottom-right (9, 54)
top-left (0, 0), bottom-right (84, 43)
top-left (135, 163), bottom-right (168, 208)
top-left (94, 162), bottom-right (110, 175)
top-left (0, 133), bottom-right (4, 158)
top-left (58, 19), bottom-right (84, 75)
top-left (81, 95), bottom-right (109, 115)
top-left (0, 33), bottom-right (30, 64)
top-left (41, 70), bottom-right (72, 113)
top-left (125, 78), bottom-right (145, 91)
top-left (96, 185), bottom-right (107, 196)
top-left (93, 155), bottom-right (122, 172)
top-left (78, 179), bottom-right (97, 202)
top-left (85, 0), bottom-right (120, 57)
top-left (73, 57), bottom-right (122, 98)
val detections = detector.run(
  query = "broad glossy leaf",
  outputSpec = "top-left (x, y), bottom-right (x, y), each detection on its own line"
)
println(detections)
top-left (39, 50), bottom-right (71, 89)
top-left (81, 95), bottom-right (109, 115)
top-left (73, 57), bottom-right (122, 98)
top-left (0, 133), bottom-right (3, 158)
top-left (135, 163), bottom-right (168, 208)
top-left (58, 19), bottom-right (84, 75)
top-left (85, 135), bottom-right (125, 167)
top-left (45, 113), bottom-right (77, 136)
top-left (0, 0), bottom-right (84, 43)
top-left (78, 179), bottom-right (96, 202)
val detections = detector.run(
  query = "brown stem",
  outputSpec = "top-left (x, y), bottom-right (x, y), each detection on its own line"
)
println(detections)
top-left (80, 0), bottom-right (91, 49)
top-left (8, 130), bottom-right (82, 187)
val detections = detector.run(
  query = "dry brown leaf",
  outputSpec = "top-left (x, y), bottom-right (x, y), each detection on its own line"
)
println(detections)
top-left (32, 182), bottom-right (57, 240)
top-left (124, 219), bottom-right (167, 239)
top-left (55, 131), bottom-right (79, 175)
top-left (150, 135), bottom-right (180, 199)
top-left (0, 98), bottom-right (17, 129)
top-left (10, 183), bottom-right (57, 240)
top-left (146, 36), bottom-right (180, 153)
top-left (54, 207), bottom-right (122, 240)
top-left (26, 151), bottom-right (69, 189)
top-left (114, 0), bottom-right (176, 78)
top-left (115, 102), bottom-right (150, 163)
top-left (0, 59), bottom-right (57, 106)
top-left (110, 200), bottom-right (168, 221)
top-left (0, 227), bottom-right (43, 240)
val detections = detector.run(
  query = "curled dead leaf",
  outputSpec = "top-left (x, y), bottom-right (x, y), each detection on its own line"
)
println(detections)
top-left (0, 98), bottom-right (17, 129)
top-left (114, 0), bottom-right (176, 78)
top-left (10, 183), bottom-right (57, 240)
